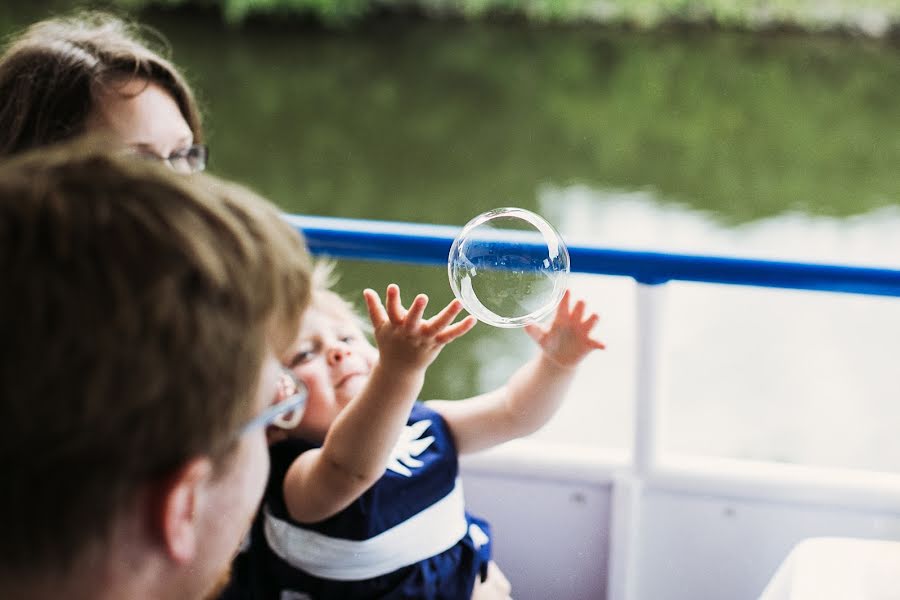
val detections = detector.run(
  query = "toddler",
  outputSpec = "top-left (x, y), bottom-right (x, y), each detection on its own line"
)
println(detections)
top-left (257, 262), bottom-right (604, 599)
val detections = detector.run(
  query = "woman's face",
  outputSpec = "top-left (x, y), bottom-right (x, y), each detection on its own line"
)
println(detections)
top-left (85, 78), bottom-right (195, 161)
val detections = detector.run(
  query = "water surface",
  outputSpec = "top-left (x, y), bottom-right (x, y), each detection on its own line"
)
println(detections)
top-left (119, 15), bottom-right (900, 474)
top-left (5, 10), bottom-right (899, 471)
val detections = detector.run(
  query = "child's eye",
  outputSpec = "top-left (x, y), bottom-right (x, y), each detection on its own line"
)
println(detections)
top-left (287, 349), bottom-right (314, 368)
top-left (339, 335), bottom-right (355, 344)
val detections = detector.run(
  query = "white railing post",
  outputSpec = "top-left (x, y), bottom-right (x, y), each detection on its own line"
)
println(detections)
top-left (633, 282), bottom-right (666, 477)
top-left (608, 282), bottom-right (667, 600)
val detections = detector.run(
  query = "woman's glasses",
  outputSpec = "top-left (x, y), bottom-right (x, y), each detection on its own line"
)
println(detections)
top-left (239, 368), bottom-right (307, 436)
top-left (131, 143), bottom-right (208, 174)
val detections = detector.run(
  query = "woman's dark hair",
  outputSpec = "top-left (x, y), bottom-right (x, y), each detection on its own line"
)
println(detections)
top-left (0, 11), bottom-right (203, 156)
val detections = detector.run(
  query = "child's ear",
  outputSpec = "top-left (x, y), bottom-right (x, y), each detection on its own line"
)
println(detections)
top-left (150, 456), bottom-right (213, 564)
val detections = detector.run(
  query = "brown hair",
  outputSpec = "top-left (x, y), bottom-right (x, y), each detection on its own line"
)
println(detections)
top-left (0, 11), bottom-right (202, 156)
top-left (0, 140), bottom-right (310, 576)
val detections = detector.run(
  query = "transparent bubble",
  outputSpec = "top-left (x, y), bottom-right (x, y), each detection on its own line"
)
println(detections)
top-left (448, 207), bottom-right (570, 328)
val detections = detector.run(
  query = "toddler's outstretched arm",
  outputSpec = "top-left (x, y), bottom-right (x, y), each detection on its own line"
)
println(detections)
top-left (429, 289), bottom-right (604, 454)
top-left (283, 284), bottom-right (476, 523)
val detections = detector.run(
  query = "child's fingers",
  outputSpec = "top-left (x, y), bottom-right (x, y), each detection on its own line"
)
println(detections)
top-left (363, 288), bottom-right (387, 329)
top-left (578, 312), bottom-right (605, 349)
top-left (570, 298), bottom-right (586, 323)
top-left (523, 323), bottom-right (545, 344)
top-left (404, 294), bottom-right (429, 329)
top-left (434, 315), bottom-right (476, 344)
top-left (385, 284), bottom-right (406, 324)
top-left (550, 290), bottom-right (571, 327)
top-left (582, 313), bottom-right (599, 332)
top-left (422, 299), bottom-right (464, 335)
top-left (557, 289), bottom-right (572, 317)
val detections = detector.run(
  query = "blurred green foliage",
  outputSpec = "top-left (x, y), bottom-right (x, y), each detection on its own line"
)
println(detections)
top-left (7, 0), bottom-right (898, 29)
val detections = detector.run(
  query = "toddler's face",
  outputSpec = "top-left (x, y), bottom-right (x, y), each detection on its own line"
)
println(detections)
top-left (280, 305), bottom-right (378, 442)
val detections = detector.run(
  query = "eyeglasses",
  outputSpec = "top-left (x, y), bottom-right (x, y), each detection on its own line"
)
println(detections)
top-left (131, 143), bottom-right (209, 174)
top-left (239, 368), bottom-right (307, 436)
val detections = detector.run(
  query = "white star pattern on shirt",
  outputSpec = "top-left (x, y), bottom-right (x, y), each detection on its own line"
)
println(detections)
top-left (385, 419), bottom-right (435, 477)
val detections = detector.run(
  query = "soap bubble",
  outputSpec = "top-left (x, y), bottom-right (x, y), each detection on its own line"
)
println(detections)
top-left (448, 207), bottom-right (569, 328)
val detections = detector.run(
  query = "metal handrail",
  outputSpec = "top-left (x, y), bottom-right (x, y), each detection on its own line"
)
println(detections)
top-left (286, 214), bottom-right (900, 297)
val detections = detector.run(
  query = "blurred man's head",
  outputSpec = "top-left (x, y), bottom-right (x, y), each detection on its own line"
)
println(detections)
top-left (0, 140), bottom-right (311, 599)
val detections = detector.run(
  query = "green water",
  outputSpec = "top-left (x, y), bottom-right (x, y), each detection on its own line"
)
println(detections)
top-left (6, 10), bottom-right (897, 224)
top-left (170, 19), bottom-right (900, 221)
top-left (154, 15), bottom-right (898, 403)
top-left (3, 10), bottom-right (900, 467)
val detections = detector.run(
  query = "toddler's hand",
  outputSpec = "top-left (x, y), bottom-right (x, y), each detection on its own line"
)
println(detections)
top-left (363, 284), bottom-right (476, 372)
top-left (524, 289), bottom-right (605, 369)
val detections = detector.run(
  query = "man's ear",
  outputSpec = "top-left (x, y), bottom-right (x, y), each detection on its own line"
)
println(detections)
top-left (152, 457), bottom-right (213, 564)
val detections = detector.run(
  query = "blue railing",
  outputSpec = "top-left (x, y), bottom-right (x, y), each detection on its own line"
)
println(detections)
top-left (286, 214), bottom-right (900, 298)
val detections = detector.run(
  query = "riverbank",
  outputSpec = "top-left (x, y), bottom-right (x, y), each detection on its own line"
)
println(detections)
top-left (108, 0), bottom-right (900, 36)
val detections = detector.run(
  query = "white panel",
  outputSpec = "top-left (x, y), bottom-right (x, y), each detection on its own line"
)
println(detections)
top-left (634, 488), bottom-right (900, 600)
top-left (462, 469), bottom-right (612, 600)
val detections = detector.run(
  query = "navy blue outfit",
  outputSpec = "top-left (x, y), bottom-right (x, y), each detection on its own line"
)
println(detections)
top-left (255, 402), bottom-right (491, 600)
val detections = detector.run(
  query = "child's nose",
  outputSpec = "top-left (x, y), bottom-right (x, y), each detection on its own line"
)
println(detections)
top-left (327, 346), bottom-right (350, 365)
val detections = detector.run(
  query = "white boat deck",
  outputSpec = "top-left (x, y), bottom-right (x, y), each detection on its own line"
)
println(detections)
top-left (461, 441), bottom-right (900, 600)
